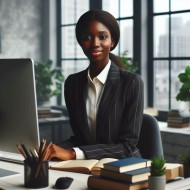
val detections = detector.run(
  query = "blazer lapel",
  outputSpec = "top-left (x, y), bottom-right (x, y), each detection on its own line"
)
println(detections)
top-left (77, 69), bottom-right (93, 144)
top-left (97, 63), bottom-right (120, 127)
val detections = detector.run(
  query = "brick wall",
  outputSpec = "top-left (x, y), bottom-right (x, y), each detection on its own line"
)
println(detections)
top-left (160, 122), bottom-right (190, 163)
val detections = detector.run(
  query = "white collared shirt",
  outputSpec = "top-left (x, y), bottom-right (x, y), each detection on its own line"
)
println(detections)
top-left (74, 61), bottom-right (111, 159)
top-left (86, 61), bottom-right (111, 142)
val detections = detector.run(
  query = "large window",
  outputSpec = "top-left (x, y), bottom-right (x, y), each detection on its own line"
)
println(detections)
top-left (58, 1), bottom-right (190, 117)
top-left (59, 0), bottom-right (89, 104)
top-left (102, 0), bottom-right (134, 57)
top-left (59, 0), bottom-right (138, 105)
top-left (149, 0), bottom-right (190, 113)
top-left (60, 0), bottom-right (89, 78)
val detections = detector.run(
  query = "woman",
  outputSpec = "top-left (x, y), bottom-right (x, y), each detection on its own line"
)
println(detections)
top-left (47, 10), bottom-right (144, 160)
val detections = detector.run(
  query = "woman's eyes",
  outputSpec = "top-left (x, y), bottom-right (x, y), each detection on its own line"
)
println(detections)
top-left (82, 34), bottom-right (107, 41)
top-left (99, 35), bottom-right (107, 40)
top-left (82, 35), bottom-right (92, 41)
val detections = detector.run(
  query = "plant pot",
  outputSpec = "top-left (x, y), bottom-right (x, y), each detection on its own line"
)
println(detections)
top-left (148, 175), bottom-right (166, 190)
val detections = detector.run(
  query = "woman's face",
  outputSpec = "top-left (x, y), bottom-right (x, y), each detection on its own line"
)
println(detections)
top-left (80, 20), bottom-right (114, 64)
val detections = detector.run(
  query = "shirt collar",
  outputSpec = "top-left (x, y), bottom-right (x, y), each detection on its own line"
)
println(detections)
top-left (87, 60), bottom-right (111, 85)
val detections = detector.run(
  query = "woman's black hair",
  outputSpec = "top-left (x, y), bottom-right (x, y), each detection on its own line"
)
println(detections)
top-left (75, 10), bottom-right (124, 69)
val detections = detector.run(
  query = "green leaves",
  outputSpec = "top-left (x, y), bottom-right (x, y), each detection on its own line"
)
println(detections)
top-left (150, 157), bottom-right (166, 177)
top-left (34, 59), bottom-right (64, 104)
top-left (119, 51), bottom-right (138, 72)
top-left (176, 66), bottom-right (190, 102)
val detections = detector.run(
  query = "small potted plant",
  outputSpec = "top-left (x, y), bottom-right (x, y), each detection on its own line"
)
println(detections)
top-left (34, 59), bottom-right (64, 106)
top-left (148, 157), bottom-right (166, 190)
top-left (176, 66), bottom-right (190, 102)
top-left (176, 66), bottom-right (190, 122)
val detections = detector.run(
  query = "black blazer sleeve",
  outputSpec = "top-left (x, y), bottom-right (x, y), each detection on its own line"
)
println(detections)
top-left (63, 63), bottom-right (144, 159)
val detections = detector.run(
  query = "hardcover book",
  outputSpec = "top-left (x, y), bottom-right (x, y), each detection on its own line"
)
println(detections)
top-left (101, 167), bottom-right (150, 183)
top-left (103, 157), bottom-right (151, 173)
top-left (167, 122), bottom-right (190, 128)
top-left (167, 110), bottom-right (190, 126)
top-left (87, 175), bottom-right (148, 190)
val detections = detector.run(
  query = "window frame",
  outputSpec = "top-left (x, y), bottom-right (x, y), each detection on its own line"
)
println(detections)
top-left (147, 0), bottom-right (190, 121)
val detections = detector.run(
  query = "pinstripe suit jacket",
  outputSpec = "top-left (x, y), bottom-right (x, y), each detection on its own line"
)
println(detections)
top-left (63, 62), bottom-right (144, 159)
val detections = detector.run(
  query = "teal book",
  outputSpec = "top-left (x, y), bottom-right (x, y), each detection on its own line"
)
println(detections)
top-left (101, 167), bottom-right (150, 183)
top-left (103, 157), bottom-right (151, 173)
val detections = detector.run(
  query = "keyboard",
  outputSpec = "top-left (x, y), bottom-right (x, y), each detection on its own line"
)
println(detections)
top-left (0, 151), bottom-right (24, 164)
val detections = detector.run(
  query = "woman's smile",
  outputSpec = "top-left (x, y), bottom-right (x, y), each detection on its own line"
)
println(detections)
top-left (89, 50), bottom-right (102, 57)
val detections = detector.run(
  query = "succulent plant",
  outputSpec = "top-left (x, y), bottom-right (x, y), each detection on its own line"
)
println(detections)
top-left (150, 157), bottom-right (166, 177)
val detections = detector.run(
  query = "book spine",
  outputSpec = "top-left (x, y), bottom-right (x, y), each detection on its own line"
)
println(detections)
top-left (101, 168), bottom-right (150, 183)
top-left (167, 122), bottom-right (189, 128)
top-left (88, 176), bottom-right (148, 190)
top-left (88, 176), bottom-right (129, 190)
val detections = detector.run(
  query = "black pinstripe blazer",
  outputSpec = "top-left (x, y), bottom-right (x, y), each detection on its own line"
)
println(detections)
top-left (63, 62), bottom-right (144, 159)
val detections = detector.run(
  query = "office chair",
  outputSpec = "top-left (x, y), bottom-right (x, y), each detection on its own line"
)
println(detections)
top-left (137, 114), bottom-right (164, 159)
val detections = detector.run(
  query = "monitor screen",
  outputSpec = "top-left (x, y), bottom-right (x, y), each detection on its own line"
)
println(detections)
top-left (0, 58), bottom-right (40, 153)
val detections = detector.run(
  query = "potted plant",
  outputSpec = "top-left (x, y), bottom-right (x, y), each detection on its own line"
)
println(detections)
top-left (176, 66), bottom-right (190, 121)
top-left (148, 157), bottom-right (166, 190)
top-left (34, 59), bottom-right (64, 106)
top-left (119, 51), bottom-right (138, 72)
top-left (176, 66), bottom-right (190, 102)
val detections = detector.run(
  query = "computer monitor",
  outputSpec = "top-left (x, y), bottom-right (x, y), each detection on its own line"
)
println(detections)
top-left (0, 58), bottom-right (40, 155)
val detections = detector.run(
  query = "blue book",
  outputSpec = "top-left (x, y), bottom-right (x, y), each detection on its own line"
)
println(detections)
top-left (103, 157), bottom-right (151, 173)
top-left (101, 167), bottom-right (150, 183)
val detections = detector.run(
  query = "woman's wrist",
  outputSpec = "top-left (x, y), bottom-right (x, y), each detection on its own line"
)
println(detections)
top-left (70, 149), bottom-right (76, 159)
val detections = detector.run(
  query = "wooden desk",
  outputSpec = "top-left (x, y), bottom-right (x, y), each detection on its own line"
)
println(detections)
top-left (0, 161), bottom-right (89, 190)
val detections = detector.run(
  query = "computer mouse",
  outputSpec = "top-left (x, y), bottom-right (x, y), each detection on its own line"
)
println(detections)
top-left (55, 177), bottom-right (74, 189)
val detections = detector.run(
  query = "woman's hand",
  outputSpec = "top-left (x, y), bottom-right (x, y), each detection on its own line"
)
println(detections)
top-left (47, 144), bottom-right (76, 160)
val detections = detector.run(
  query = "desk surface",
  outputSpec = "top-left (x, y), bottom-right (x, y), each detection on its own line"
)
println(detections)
top-left (159, 121), bottom-right (190, 135)
top-left (0, 161), bottom-right (89, 190)
top-left (1, 161), bottom-right (190, 190)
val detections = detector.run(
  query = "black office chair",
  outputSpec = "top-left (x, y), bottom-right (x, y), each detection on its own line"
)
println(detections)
top-left (137, 114), bottom-right (164, 159)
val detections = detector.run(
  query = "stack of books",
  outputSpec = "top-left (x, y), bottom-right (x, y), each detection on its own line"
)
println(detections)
top-left (87, 157), bottom-right (184, 190)
top-left (167, 110), bottom-right (190, 128)
top-left (87, 157), bottom-right (151, 190)
top-left (38, 107), bottom-right (63, 118)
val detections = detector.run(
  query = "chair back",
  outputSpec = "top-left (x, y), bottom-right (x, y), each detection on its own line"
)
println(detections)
top-left (137, 114), bottom-right (164, 159)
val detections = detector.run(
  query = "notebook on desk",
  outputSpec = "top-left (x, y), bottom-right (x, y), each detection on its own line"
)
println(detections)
top-left (0, 58), bottom-right (40, 163)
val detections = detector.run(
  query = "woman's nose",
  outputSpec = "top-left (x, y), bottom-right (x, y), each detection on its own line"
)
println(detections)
top-left (91, 37), bottom-right (100, 47)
